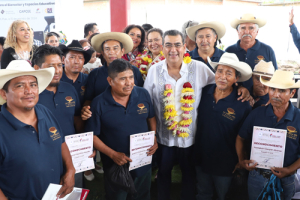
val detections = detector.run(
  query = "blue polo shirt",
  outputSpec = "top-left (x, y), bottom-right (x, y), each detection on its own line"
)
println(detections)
top-left (239, 102), bottom-right (300, 168)
top-left (290, 24), bottom-right (300, 53)
top-left (60, 69), bottom-right (88, 105)
top-left (85, 86), bottom-right (155, 178)
top-left (195, 84), bottom-right (252, 176)
top-left (0, 104), bottom-right (64, 200)
top-left (38, 81), bottom-right (81, 137)
top-left (190, 47), bottom-right (225, 72)
top-left (225, 39), bottom-right (277, 90)
top-left (84, 63), bottom-right (144, 101)
top-left (250, 86), bottom-right (269, 110)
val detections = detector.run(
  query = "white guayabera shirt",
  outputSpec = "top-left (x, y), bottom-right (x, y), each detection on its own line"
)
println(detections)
top-left (144, 59), bottom-right (215, 148)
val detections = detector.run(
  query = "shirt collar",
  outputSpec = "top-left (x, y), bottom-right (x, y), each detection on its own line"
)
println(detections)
top-left (190, 47), bottom-right (223, 60)
top-left (236, 39), bottom-right (261, 51)
top-left (207, 84), bottom-right (238, 102)
top-left (266, 101), bottom-right (295, 121)
top-left (62, 68), bottom-right (83, 83)
top-left (160, 60), bottom-right (189, 74)
top-left (1, 104), bottom-right (44, 130)
top-left (103, 86), bottom-right (139, 106)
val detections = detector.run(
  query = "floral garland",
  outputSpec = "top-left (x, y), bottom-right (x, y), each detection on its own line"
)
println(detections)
top-left (163, 82), bottom-right (195, 138)
top-left (183, 52), bottom-right (192, 64)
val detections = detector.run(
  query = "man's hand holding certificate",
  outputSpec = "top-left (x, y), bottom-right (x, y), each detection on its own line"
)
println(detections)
top-left (250, 126), bottom-right (287, 169)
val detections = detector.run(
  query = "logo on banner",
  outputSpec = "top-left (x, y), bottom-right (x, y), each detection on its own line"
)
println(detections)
top-left (49, 127), bottom-right (61, 141)
top-left (45, 8), bottom-right (52, 13)
top-left (36, 8), bottom-right (40, 13)
top-left (1, 10), bottom-right (4, 14)
top-left (19, 10), bottom-right (31, 13)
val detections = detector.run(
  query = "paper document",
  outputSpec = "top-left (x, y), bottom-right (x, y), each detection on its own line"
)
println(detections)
top-left (65, 132), bottom-right (94, 173)
top-left (250, 126), bottom-right (287, 169)
top-left (129, 131), bottom-right (155, 171)
top-left (42, 183), bottom-right (89, 200)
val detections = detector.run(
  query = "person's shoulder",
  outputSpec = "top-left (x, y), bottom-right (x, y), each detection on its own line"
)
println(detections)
top-left (35, 103), bottom-right (55, 117)
top-left (203, 84), bottom-right (215, 92)
top-left (257, 40), bottom-right (274, 50)
top-left (135, 86), bottom-right (150, 96)
top-left (60, 81), bottom-right (77, 93)
top-left (225, 43), bottom-right (237, 52)
top-left (3, 47), bottom-right (14, 53)
top-left (81, 72), bottom-right (88, 79)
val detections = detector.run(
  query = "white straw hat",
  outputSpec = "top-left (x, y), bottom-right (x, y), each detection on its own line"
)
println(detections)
top-left (253, 60), bottom-right (275, 77)
top-left (260, 70), bottom-right (300, 89)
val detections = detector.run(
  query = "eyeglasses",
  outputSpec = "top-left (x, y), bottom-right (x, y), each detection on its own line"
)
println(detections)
top-left (164, 43), bottom-right (183, 49)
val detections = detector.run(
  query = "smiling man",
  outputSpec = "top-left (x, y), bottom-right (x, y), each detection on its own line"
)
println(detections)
top-left (226, 13), bottom-right (277, 90)
top-left (187, 21), bottom-right (226, 72)
top-left (85, 59), bottom-right (157, 200)
top-left (0, 60), bottom-right (75, 200)
top-left (236, 70), bottom-right (300, 200)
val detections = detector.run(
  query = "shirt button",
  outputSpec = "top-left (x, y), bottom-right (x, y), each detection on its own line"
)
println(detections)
top-left (32, 131), bottom-right (35, 133)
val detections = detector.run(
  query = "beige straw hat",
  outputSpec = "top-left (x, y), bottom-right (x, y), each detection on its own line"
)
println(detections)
top-left (186, 21), bottom-right (226, 41)
top-left (231, 13), bottom-right (266, 29)
top-left (253, 60), bottom-right (275, 77)
top-left (260, 70), bottom-right (300, 89)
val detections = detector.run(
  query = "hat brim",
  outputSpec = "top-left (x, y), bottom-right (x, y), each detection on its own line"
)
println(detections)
top-left (209, 58), bottom-right (252, 82)
top-left (252, 71), bottom-right (273, 78)
top-left (91, 32), bottom-right (133, 54)
top-left (61, 46), bottom-right (92, 65)
top-left (231, 18), bottom-right (266, 29)
top-left (0, 67), bottom-right (55, 105)
top-left (186, 21), bottom-right (226, 42)
top-left (260, 77), bottom-right (300, 89)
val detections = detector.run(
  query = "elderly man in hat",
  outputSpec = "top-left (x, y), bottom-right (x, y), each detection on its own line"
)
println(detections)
top-left (236, 70), bottom-right (300, 200)
top-left (182, 20), bottom-right (199, 52)
top-left (251, 60), bottom-right (275, 109)
top-left (0, 60), bottom-right (75, 199)
top-left (144, 29), bottom-right (251, 200)
top-left (226, 13), bottom-right (277, 90)
top-left (195, 52), bottom-right (252, 200)
top-left (60, 40), bottom-right (92, 105)
top-left (187, 21), bottom-right (226, 72)
top-left (81, 32), bottom-right (143, 119)
top-left (85, 59), bottom-right (157, 200)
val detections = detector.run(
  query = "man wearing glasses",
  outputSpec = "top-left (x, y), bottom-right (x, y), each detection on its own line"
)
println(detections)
top-left (226, 13), bottom-right (277, 90)
top-left (144, 30), bottom-right (250, 200)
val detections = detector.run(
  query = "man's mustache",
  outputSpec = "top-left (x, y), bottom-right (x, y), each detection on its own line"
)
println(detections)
top-left (242, 34), bottom-right (252, 38)
top-left (271, 98), bottom-right (282, 102)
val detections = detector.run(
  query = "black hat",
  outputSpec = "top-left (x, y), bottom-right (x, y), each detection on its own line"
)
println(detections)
top-left (59, 40), bottom-right (92, 64)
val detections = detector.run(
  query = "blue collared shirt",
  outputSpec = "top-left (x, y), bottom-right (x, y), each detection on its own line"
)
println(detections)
top-left (290, 24), bottom-right (300, 54)
top-left (84, 63), bottom-right (144, 101)
top-left (225, 39), bottom-right (278, 90)
top-left (60, 69), bottom-right (88, 105)
top-left (249, 86), bottom-right (269, 110)
top-left (38, 81), bottom-right (81, 137)
top-left (195, 84), bottom-right (252, 176)
top-left (0, 104), bottom-right (64, 200)
top-left (190, 47), bottom-right (225, 72)
top-left (239, 102), bottom-right (300, 167)
top-left (85, 86), bottom-right (155, 178)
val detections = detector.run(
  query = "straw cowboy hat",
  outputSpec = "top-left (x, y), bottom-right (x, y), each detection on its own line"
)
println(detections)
top-left (186, 21), bottom-right (226, 42)
top-left (91, 32), bottom-right (133, 54)
top-left (208, 52), bottom-right (252, 82)
top-left (0, 60), bottom-right (54, 105)
top-left (260, 70), bottom-right (300, 89)
top-left (231, 13), bottom-right (266, 29)
top-left (59, 40), bottom-right (92, 65)
top-left (253, 60), bottom-right (275, 77)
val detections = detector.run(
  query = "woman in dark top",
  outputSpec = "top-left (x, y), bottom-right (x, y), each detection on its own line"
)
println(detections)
top-left (1, 20), bottom-right (37, 69)
top-left (122, 24), bottom-right (145, 61)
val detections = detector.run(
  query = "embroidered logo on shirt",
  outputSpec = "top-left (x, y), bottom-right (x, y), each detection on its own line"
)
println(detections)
top-left (137, 103), bottom-right (148, 114)
top-left (49, 127), bottom-right (61, 141)
top-left (80, 86), bottom-right (85, 96)
top-left (255, 55), bottom-right (265, 64)
top-left (222, 108), bottom-right (235, 121)
top-left (65, 96), bottom-right (75, 107)
top-left (287, 126), bottom-right (297, 140)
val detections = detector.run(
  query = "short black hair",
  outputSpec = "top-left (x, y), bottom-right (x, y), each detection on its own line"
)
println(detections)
top-left (84, 23), bottom-right (97, 38)
top-left (123, 24), bottom-right (145, 53)
top-left (162, 29), bottom-right (184, 45)
top-left (101, 40), bottom-right (123, 52)
top-left (142, 24), bottom-right (153, 32)
top-left (2, 80), bottom-right (11, 92)
top-left (0, 37), bottom-right (6, 46)
top-left (32, 44), bottom-right (63, 67)
top-left (108, 59), bottom-right (133, 79)
top-left (147, 28), bottom-right (163, 40)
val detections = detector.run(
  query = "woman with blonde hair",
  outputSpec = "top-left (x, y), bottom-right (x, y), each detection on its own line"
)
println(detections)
top-left (1, 20), bottom-right (37, 69)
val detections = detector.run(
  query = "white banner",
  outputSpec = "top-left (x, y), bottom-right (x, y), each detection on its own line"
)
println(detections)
top-left (0, 0), bottom-right (55, 43)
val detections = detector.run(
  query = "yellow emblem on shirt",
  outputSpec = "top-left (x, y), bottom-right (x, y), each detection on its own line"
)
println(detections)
top-left (222, 108), bottom-right (235, 121)
top-left (287, 126), bottom-right (297, 140)
top-left (137, 103), bottom-right (148, 114)
top-left (65, 96), bottom-right (75, 107)
top-left (49, 127), bottom-right (61, 141)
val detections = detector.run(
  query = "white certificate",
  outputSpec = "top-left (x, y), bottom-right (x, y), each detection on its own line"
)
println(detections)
top-left (250, 126), bottom-right (287, 169)
top-left (42, 183), bottom-right (90, 200)
top-left (65, 132), bottom-right (95, 174)
top-left (129, 131), bottom-right (155, 171)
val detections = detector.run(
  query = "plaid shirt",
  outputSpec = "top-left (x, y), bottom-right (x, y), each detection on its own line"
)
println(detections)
top-left (33, 39), bottom-right (42, 46)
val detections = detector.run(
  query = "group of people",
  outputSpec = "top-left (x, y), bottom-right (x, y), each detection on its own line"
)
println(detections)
top-left (0, 9), bottom-right (300, 200)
